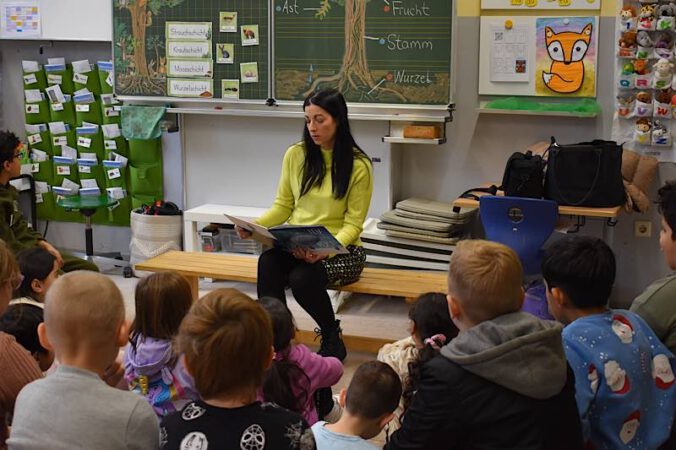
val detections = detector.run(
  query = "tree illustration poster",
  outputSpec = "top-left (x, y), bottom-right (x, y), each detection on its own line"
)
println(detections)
top-left (274, 0), bottom-right (453, 105)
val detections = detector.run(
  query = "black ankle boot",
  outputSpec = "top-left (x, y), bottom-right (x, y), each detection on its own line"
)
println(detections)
top-left (315, 320), bottom-right (347, 362)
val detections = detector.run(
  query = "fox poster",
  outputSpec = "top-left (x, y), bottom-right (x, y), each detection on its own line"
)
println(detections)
top-left (535, 17), bottom-right (597, 97)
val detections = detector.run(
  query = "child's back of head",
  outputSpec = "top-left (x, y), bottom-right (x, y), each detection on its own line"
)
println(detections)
top-left (344, 361), bottom-right (402, 439)
top-left (125, 271), bottom-right (197, 417)
top-left (0, 303), bottom-right (52, 370)
top-left (15, 247), bottom-right (57, 302)
top-left (448, 240), bottom-right (524, 324)
top-left (541, 235), bottom-right (615, 318)
top-left (258, 296), bottom-right (311, 414)
top-left (177, 288), bottom-right (272, 399)
top-left (130, 271), bottom-right (193, 345)
top-left (44, 270), bottom-right (126, 367)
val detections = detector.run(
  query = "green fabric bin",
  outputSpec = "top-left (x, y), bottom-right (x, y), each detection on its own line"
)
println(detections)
top-left (53, 159), bottom-right (80, 187)
top-left (76, 129), bottom-right (104, 161)
top-left (75, 99), bottom-right (103, 126)
top-left (49, 100), bottom-right (76, 127)
top-left (93, 196), bottom-right (130, 227)
top-left (104, 137), bottom-right (128, 159)
top-left (25, 100), bottom-right (50, 125)
top-left (52, 130), bottom-right (77, 149)
top-left (30, 159), bottom-right (53, 185)
top-left (27, 130), bottom-right (52, 155)
top-left (101, 104), bottom-right (121, 125)
top-left (131, 193), bottom-right (161, 211)
top-left (129, 163), bottom-right (162, 194)
top-left (78, 161), bottom-right (105, 191)
top-left (73, 67), bottom-right (102, 95)
top-left (128, 138), bottom-right (162, 164)
top-left (103, 163), bottom-right (127, 190)
top-left (99, 69), bottom-right (114, 95)
top-left (46, 65), bottom-right (75, 94)
top-left (23, 69), bottom-right (47, 90)
top-left (36, 191), bottom-right (58, 221)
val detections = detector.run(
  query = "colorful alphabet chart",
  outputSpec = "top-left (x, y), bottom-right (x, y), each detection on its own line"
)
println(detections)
top-left (1, 2), bottom-right (40, 38)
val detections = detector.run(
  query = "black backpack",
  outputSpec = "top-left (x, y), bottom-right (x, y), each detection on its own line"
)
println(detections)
top-left (501, 150), bottom-right (546, 198)
top-left (457, 150), bottom-right (546, 202)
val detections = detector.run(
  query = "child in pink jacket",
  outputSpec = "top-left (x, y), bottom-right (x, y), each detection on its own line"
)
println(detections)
top-left (257, 296), bottom-right (343, 425)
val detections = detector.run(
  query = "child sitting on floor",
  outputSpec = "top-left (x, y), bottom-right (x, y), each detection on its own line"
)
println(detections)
top-left (377, 292), bottom-right (458, 431)
top-left (258, 296), bottom-right (343, 425)
top-left (124, 271), bottom-right (199, 417)
top-left (542, 235), bottom-right (676, 449)
top-left (7, 271), bottom-right (158, 449)
top-left (160, 288), bottom-right (316, 449)
top-left (12, 247), bottom-right (58, 306)
top-left (0, 303), bottom-right (53, 371)
top-left (312, 361), bottom-right (401, 450)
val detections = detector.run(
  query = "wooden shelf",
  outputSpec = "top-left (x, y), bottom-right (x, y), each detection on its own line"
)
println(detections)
top-left (382, 136), bottom-right (446, 144)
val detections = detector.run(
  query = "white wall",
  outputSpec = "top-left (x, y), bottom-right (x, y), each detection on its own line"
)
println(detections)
top-left (0, 16), bottom-right (673, 306)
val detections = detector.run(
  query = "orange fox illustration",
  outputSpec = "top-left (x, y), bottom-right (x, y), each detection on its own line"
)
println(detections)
top-left (542, 23), bottom-right (593, 94)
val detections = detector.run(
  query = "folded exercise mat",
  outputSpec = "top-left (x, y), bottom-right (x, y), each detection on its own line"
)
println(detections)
top-left (396, 198), bottom-right (475, 220)
top-left (384, 229), bottom-right (460, 245)
top-left (121, 106), bottom-right (166, 140)
top-left (393, 207), bottom-right (473, 225)
top-left (376, 221), bottom-right (453, 238)
top-left (380, 210), bottom-right (456, 233)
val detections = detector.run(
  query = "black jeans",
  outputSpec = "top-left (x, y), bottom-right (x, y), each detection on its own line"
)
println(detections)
top-left (257, 247), bottom-right (335, 331)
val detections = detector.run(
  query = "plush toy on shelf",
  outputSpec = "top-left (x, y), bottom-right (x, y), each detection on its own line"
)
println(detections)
top-left (621, 5), bottom-right (638, 31)
top-left (654, 58), bottom-right (674, 89)
top-left (656, 3), bottom-right (676, 31)
top-left (634, 117), bottom-right (653, 145)
top-left (619, 31), bottom-right (638, 57)
top-left (639, 4), bottom-right (657, 30)
top-left (654, 31), bottom-right (674, 59)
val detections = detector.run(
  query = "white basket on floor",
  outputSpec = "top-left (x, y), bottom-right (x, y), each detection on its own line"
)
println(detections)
top-left (129, 211), bottom-right (182, 277)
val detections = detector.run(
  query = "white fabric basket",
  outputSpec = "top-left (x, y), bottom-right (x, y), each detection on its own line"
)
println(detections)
top-left (129, 211), bottom-right (182, 277)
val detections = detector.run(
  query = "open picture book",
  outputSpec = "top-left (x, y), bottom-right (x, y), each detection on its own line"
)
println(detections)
top-left (224, 214), bottom-right (349, 256)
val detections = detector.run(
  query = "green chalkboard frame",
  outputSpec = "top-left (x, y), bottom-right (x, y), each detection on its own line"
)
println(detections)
top-left (112, 0), bottom-right (454, 110)
top-left (113, 0), bottom-right (270, 101)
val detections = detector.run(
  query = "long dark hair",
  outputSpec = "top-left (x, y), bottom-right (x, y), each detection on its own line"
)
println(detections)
top-left (259, 296), bottom-right (311, 414)
top-left (301, 89), bottom-right (370, 199)
top-left (402, 293), bottom-right (459, 417)
top-left (16, 248), bottom-right (56, 299)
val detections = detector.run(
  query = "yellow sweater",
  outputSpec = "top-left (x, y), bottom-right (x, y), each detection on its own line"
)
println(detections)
top-left (257, 143), bottom-right (373, 247)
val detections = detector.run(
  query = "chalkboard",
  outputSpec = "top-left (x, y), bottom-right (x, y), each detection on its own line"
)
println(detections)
top-left (273, 0), bottom-right (453, 105)
top-left (113, 0), bottom-right (269, 100)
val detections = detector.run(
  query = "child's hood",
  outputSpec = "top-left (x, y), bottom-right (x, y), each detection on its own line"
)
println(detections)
top-left (440, 312), bottom-right (567, 400)
top-left (125, 336), bottom-right (174, 376)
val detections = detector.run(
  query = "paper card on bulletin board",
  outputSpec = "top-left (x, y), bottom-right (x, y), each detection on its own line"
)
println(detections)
top-left (479, 16), bottom-right (598, 97)
top-left (481, 0), bottom-right (600, 10)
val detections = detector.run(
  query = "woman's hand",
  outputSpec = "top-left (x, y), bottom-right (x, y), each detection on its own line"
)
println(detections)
top-left (235, 225), bottom-right (253, 240)
top-left (292, 247), bottom-right (327, 264)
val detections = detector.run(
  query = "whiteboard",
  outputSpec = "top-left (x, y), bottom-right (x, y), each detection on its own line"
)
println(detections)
top-left (0, 0), bottom-right (111, 41)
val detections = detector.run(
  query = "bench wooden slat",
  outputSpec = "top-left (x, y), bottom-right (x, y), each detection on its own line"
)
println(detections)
top-left (135, 251), bottom-right (448, 301)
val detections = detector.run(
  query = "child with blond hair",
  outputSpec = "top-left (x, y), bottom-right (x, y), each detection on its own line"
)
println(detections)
top-left (387, 240), bottom-right (583, 450)
top-left (7, 271), bottom-right (158, 449)
top-left (160, 288), bottom-right (316, 449)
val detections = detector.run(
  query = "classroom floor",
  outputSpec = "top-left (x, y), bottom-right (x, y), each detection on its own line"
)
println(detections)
top-left (105, 266), bottom-right (408, 447)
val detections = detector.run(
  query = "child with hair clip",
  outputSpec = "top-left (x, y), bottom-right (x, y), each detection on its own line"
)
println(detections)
top-left (258, 296), bottom-right (344, 425)
top-left (124, 271), bottom-right (198, 418)
top-left (377, 292), bottom-right (458, 431)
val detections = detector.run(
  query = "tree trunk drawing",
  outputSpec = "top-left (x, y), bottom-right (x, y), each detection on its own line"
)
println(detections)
top-left (304, 0), bottom-right (406, 101)
top-left (128, 0), bottom-right (149, 78)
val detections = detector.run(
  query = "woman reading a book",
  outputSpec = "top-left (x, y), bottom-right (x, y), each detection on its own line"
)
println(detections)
top-left (236, 88), bottom-right (373, 362)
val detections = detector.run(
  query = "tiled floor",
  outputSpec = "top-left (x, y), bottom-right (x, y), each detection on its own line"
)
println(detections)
top-left (106, 267), bottom-right (407, 447)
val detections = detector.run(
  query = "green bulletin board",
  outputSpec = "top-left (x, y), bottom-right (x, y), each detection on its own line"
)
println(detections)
top-left (113, 0), bottom-right (269, 100)
top-left (274, 0), bottom-right (453, 105)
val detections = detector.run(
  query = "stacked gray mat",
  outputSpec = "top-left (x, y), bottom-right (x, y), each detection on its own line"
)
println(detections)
top-left (376, 198), bottom-right (475, 245)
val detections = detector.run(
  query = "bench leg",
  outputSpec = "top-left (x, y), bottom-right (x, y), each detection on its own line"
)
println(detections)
top-left (183, 275), bottom-right (199, 301)
top-left (405, 296), bottom-right (417, 304)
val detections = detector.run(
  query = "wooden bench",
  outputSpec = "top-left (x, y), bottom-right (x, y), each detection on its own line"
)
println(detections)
top-left (135, 250), bottom-right (449, 353)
